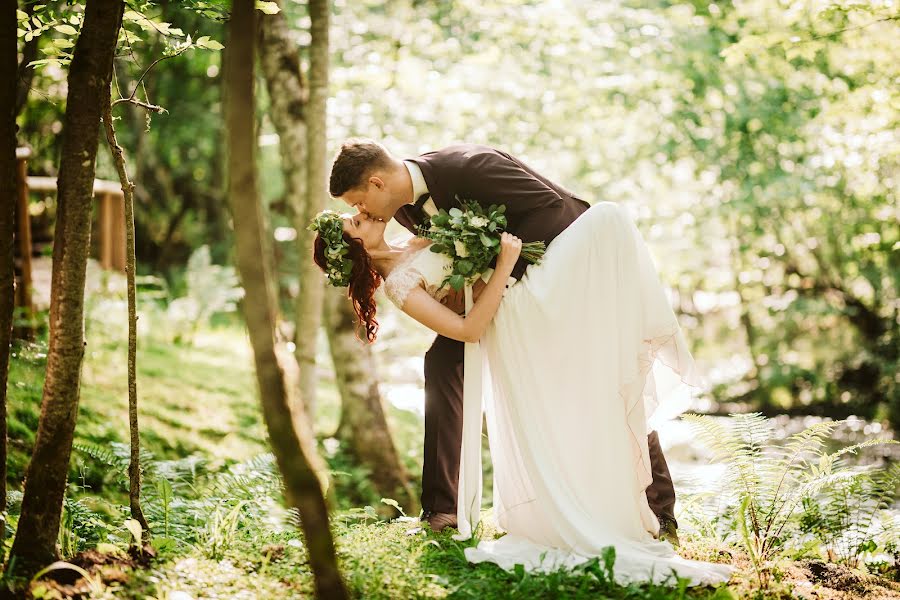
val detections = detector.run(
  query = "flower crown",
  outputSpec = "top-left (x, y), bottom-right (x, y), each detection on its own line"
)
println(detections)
top-left (308, 209), bottom-right (353, 287)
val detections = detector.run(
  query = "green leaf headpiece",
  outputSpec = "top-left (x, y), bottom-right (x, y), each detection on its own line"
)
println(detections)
top-left (308, 209), bottom-right (353, 287)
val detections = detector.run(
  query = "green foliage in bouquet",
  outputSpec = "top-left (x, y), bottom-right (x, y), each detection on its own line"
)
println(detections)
top-left (416, 198), bottom-right (546, 291)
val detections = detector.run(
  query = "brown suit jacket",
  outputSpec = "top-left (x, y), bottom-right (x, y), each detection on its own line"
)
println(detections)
top-left (394, 144), bottom-right (591, 281)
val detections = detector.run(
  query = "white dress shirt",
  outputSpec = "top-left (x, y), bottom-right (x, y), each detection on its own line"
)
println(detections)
top-left (404, 160), bottom-right (439, 217)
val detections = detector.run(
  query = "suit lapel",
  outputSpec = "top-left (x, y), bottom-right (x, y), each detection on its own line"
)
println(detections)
top-left (407, 155), bottom-right (448, 210)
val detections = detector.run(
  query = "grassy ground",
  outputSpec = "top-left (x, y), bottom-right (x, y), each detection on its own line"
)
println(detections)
top-left (7, 319), bottom-right (900, 599)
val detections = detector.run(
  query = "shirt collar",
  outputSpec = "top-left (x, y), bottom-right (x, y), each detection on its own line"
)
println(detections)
top-left (403, 160), bottom-right (429, 205)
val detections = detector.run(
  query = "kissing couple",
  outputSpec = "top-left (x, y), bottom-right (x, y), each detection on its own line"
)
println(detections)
top-left (311, 139), bottom-right (734, 586)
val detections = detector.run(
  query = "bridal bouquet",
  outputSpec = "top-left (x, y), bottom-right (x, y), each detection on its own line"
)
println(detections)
top-left (416, 198), bottom-right (545, 291)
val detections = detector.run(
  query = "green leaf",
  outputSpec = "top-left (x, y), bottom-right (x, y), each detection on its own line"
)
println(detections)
top-left (449, 207), bottom-right (463, 218)
top-left (380, 497), bottom-right (406, 516)
top-left (256, 1), bottom-right (281, 14)
top-left (449, 274), bottom-right (465, 291)
top-left (123, 519), bottom-right (143, 544)
top-left (480, 233), bottom-right (497, 247)
top-left (54, 24), bottom-right (78, 36)
top-left (194, 35), bottom-right (225, 50)
top-left (457, 260), bottom-right (473, 275)
top-left (430, 244), bottom-right (446, 253)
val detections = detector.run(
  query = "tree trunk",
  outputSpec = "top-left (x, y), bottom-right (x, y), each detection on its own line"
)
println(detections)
top-left (324, 289), bottom-right (418, 513)
top-left (256, 0), bottom-right (324, 418)
top-left (0, 1), bottom-right (17, 562)
top-left (301, 0), bottom-right (330, 417)
top-left (7, 0), bottom-right (124, 575)
top-left (224, 2), bottom-right (347, 598)
top-left (101, 95), bottom-right (150, 539)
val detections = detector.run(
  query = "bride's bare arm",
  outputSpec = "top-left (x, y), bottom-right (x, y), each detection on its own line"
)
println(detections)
top-left (399, 233), bottom-right (522, 343)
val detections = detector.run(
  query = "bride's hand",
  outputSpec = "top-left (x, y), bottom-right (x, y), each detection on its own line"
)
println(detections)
top-left (497, 232), bottom-right (522, 273)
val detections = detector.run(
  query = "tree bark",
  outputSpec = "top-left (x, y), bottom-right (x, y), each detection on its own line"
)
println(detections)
top-left (324, 289), bottom-right (418, 513)
top-left (300, 0), bottom-right (330, 417)
top-left (101, 94), bottom-right (150, 539)
top-left (256, 0), bottom-right (324, 417)
top-left (224, 2), bottom-right (347, 598)
top-left (7, 0), bottom-right (124, 575)
top-left (0, 1), bottom-right (17, 563)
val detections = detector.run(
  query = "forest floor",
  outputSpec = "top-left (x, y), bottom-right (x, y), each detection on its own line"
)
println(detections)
top-left (6, 314), bottom-right (900, 599)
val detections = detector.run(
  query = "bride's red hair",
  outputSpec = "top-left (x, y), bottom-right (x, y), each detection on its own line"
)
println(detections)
top-left (313, 231), bottom-right (382, 343)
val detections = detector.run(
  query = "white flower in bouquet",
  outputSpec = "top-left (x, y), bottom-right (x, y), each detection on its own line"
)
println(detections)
top-left (454, 240), bottom-right (469, 257)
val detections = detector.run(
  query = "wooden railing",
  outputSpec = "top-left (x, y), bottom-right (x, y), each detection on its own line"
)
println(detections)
top-left (14, 146), bottom-right (126, 316)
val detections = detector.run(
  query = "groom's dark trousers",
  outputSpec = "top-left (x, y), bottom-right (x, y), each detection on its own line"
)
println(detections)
top-left (394, 144), bottom-right (678, 524)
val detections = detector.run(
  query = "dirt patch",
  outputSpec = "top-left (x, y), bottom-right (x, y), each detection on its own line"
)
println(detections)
top-left (785, 560), bottom-right (900, 600)
top-left (27, 544), bottom-right (156, 599)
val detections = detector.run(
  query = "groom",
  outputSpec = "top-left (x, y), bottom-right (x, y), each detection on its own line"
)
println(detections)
top-left (329, 138), bottom-right (681, 545)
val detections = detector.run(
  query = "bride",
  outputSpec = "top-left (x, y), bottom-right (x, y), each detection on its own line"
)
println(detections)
top-left (311, 202), bottom-right (734, 587)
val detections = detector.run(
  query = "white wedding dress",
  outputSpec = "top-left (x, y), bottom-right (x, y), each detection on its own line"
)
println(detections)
top-left (383, 201), bottom-right (734, 587)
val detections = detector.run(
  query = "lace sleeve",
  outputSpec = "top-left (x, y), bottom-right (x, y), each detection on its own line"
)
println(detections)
top-left (384, 266), bottom-right (425, 309)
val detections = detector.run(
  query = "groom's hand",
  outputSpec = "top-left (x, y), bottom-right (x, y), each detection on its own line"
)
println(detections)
top-left (440, 280), bottom-right (487, 314)
top-left (440, 288), bottom-right (466, 314)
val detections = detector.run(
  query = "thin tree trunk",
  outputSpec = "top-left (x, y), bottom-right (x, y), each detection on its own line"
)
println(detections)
top-left (101, 94), bottom-right (149, 540)
top-left (0, 1), bottom-right (17, 562)
top-left (256, 1), bottom-right (322, 417)
top-left (324, 289), bottom-right (418, 513)
top-left (224, 2), bottom-right (347, 597)
top-left (300, 0), bottom-right (329, 417)
top-left (7, 0), bottom-right (124, 576)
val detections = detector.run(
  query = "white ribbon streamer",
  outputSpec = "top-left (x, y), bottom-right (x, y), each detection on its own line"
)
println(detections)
top-left (454, 282), bottom-right (483, 540)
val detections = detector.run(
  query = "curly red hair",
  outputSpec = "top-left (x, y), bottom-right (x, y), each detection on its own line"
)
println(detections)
top-left (313, 231), bottom-right (382, 343)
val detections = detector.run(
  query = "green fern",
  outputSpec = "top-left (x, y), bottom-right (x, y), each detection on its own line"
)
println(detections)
top-left (73, 440), bottom-right (158, 487)
top-left (683, 412), bottom-right (898, 582)
top-left (800, 462), bottom-right (900, 566)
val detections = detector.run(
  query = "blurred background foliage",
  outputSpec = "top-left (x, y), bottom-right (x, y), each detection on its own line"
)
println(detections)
top-left (16, 0), bottom-right (899, 427)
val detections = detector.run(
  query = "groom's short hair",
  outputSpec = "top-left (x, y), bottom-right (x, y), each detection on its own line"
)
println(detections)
top-left (329, 138), bottom-right (393, 197)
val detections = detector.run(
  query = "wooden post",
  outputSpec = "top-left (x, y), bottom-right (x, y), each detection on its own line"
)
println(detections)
top-left (14, 148), bottom-right (34, 328)
top-left (94, 180), bottom-right (125, 272)
top-left (112, 190), bottom-right (125, 272)
top-left (99, 192), bottom-right (112, 270)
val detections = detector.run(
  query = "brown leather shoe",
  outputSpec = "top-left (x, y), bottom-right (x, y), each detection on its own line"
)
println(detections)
top-left (422, 511), bottom-right (458, 532)
top-left (658, 516), bottom-right (680, 547)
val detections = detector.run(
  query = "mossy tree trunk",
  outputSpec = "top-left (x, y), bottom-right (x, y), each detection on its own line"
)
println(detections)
top-left (224, 2), bottom-right (347, 597)
top-left (325, 289), bottom-right (418, 514)
top-left (7, 0), bottom-right (124, 576)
